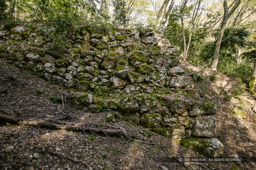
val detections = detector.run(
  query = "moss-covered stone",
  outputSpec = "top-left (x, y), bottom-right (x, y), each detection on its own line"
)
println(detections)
top-left (141, 113), bottom-right (162, 128)
top-left (96, 43), bottom-right (108, 50)
top-left (116, 34), bottom-right (128, 41)
top-left (178, 116), bottom-right (190, 126)
top-left (23, 64), bottom-right (36, 72)
top-left (107, 100), bottom-right (119, 110)
top-left (119, 97), bottom-right (140, 113)
top-left (129, 50), bottom-right (147, 65)
top-left (181, 138), bottom-right (224, 157)
top-left (135, 64), bottom-right (153, 74)
top-left (88, 104), bottom-right (103, 113)
top-left (116, 58), bottom-right (128, 67)
top-left (76, 80), bottom-right (90, 92)
top-left (127, 71), bottom-right (144, 84)
top-left (73, 94), bottom-right (90, 106)
top-left (152, 128), bottom-right (170, 137)
top-left (56, 58), bottom-right (70, 67)
top-left (101, 52), bottom-right (117, 69)
top-left (137, 95), bottom-right (157, 113)
top-left (145, 46), bottom-right (161, 55)
top-left (125, 115), bottom-right (141, 125)
top-left (94, 86), bottom-right (110, 96)
top-left (105, 113), bottom-right (115, 122)
top-left (40, 55), bottom-right (55, 64)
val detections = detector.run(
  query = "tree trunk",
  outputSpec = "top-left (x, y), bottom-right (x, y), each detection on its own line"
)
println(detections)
top-left (156, 0), bottom-right (170, 29)
top-left (211, 0), bottom-right (241, 71)
top-left (211, 24), bottom-right (227, 70)
top-left (253, 61), bottom-right (256, 78)
top-left (181, 15), bottom-right (187, 60)
top-left (236, 46), bottom-right (243, 64)
top-left (160, 0), bottom-right (174, 36)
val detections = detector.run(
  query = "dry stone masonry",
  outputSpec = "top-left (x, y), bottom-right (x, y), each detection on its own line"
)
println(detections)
top-left (0, 23), bottom-right (223, 156)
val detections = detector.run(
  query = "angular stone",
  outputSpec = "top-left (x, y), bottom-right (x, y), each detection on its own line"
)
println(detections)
top-left (169, 67), bottom-right (185, 75)
top-left (124, 85), bottom-right (141, 94)
top-left (101, 60), bottom-right (115, 69)
top-left (90, 38), bottom-right (100, 46)
top-left (141, 113), bottom-right (162, 128)
top-left (172, 126), bottom-right (185, 139)
top-left (57, 68), bottom-right (66, 77)
top-left (120, 97), bottom-right (140, 113)
top-left (13, 26), bottom-right (25, 33)
top-left (192, 116), bottom-right (217, 137)
top-left (189, 107), bottom-right (204, 116)
top-left (26, 53), bottom-right (41, 59)
top-left (141, 36), bottom-right (157, 45)
top-left (167, 96), bottom-right (192, 115)
top-left (64, 73), bottom-right (73, 80)
top-left (163, 115), bottom-right (177, 127)
top-left (115, 47), bottom-right (125, 54)
top-left (138, 96), bottom-right (157, 113)
top-left (110, 77), bottom-right (127, 89)
top-left (178, 116), bottom-right (190, 126)
top-left (76, 80), bottom-right (90, 92)
top-left (44, 63), bottom-right (56, 73)
top-left (169, 75), bottom-right (189, 88)
top-left (167, 57), bottom-right (179, 67)
top-left (128, 72), bottom-right (144, 84)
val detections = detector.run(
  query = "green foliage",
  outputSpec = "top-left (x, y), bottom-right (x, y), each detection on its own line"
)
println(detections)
top-left (0, 0), bottom-right (7, 19)
top-left (165, 13), bottom-right (184, 50)
top-left (217, 27), bottom-right (249, 51)
top-left (188, 27), bottom-right (253, 84)
top-left (112, 0), bottom-right (127, 26)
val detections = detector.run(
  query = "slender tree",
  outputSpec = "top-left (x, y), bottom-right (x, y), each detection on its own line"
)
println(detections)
top-left (211, 0), bottom-right (241, 71)
top-left (180, 0), bottom-right (204, 61)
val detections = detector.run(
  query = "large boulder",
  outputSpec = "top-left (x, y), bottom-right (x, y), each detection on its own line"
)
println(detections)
top-left (192, 116), bottom-right (217, 137)
top-left (167, 96), bottom-right (192, 115)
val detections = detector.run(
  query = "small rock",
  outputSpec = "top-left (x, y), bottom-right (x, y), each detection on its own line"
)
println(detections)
top-left (5, 145), bottom-right (14, 152)
top-left (33, 153), bottom-right (39, 159)
top-left (87, 93), bottom-right (93, 104)
top-left (26, 53), bottom-right (41, 59)
top-left (110, 77), bottom-right (127, 89)
top-left (44, 63), bottom-right (56, 73)
top-left (65, 73), bottom-right (73, 80)
top-left (161, 166), bottom-right (169, 170)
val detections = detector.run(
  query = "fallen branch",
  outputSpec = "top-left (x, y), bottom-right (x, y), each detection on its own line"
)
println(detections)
top-left (0, 113), bottom-right (127, 137)
top-left (0, 113), bottom-right (19, 124)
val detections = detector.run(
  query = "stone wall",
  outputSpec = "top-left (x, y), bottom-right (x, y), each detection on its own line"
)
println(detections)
top-left (0, 23), bottom-right (222, 155)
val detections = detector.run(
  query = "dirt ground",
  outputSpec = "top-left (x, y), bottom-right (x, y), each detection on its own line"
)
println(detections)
top-left (0, 58), bottom-right (256, 170)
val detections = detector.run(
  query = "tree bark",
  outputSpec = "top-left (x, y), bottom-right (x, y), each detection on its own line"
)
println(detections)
top-left (156, 0), bottom-right (170, 29)
top-left (211, 0), bottom-right (241, 71)
top-left (161, 0), bottom-right (175, 35)
top-left (253, 61), bottom-right (256, 78)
